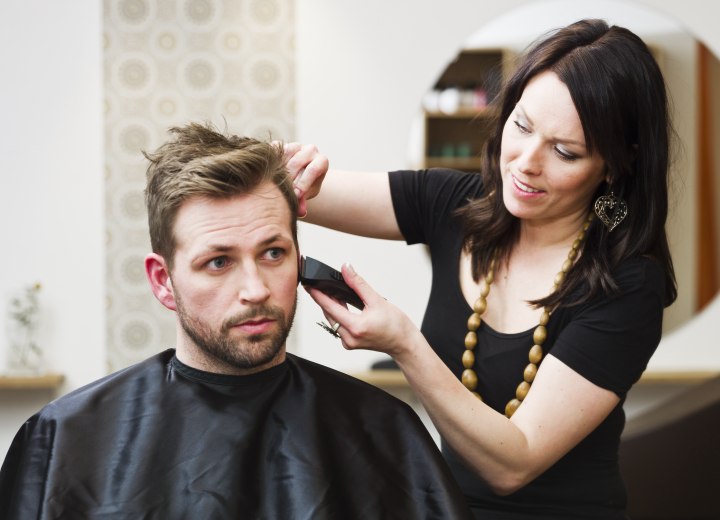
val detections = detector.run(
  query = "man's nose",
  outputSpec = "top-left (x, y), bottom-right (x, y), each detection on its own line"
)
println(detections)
top-left (237, 265), bottom-right (271, 304)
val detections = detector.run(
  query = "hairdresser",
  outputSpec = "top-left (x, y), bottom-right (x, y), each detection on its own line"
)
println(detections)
top-left (287, 19), bottom-right (676, 519)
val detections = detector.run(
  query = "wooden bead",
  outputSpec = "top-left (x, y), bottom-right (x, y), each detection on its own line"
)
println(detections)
top-left (485, 270), bottom-right (495, 285)
top-left (458, 221), bottom-right (592, 419)
top-left (505, 399), bottom-right (521, 418)
top-left (462, 349), bottom-right (475, 369)
top-left (528, 344), bottom-right (543, 364)
top-left (516, 381), bottom-right (531, 400)
top-left (479, 280), bottom-right (491, 298)
top-left (523, 363), bottom-right (538, 383)
top-left (467, 313), bottom-right (482, 331)
top-left (464, 331), bottom-right (477, 349)
top-left (462, 369), bottom-right (478, 390)
top-left (539, 310), bottom-right (550, 326)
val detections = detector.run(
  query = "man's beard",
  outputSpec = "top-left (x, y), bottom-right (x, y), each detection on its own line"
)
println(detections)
top-left (175, 292), bottom-right (296, 371)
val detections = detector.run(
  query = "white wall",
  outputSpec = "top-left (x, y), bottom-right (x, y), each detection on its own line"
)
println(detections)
top-left (0, 0), bottom-right (104, 454)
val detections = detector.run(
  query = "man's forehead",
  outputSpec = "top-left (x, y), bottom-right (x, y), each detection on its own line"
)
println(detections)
top-left (173, 185), bottom-right (293, 249)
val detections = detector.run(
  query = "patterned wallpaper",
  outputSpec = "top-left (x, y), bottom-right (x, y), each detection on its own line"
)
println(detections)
top-left (104, 0), bottom-right (296, 371)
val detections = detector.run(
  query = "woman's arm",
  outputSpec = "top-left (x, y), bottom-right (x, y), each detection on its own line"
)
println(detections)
top-left (308, 265), bottom-right (620, 495)
top-left (284, 143), bottom-right (403, 240)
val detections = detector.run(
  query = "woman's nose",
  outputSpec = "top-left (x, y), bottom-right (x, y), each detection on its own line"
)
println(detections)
top-left (516, 139), bottom-right (543, 175)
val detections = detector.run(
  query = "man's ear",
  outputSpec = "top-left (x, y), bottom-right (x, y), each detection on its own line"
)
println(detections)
top-left (145, 253), bottom-right (177, 311)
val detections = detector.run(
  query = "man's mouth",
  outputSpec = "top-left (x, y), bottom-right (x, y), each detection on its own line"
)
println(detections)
top-left (232, 318), bottom-right (275, 335)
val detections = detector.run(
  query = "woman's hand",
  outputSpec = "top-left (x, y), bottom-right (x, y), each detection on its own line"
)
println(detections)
top-left (283, 143), bottom-right (329, 218)
top-left (280, 145), bottom-right (398, 238)
top-left (304, 263), bottom-right (420, 359)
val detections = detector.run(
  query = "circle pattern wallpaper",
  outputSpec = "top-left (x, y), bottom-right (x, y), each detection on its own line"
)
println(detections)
top-left (104, 0), bottom-right (296, 371)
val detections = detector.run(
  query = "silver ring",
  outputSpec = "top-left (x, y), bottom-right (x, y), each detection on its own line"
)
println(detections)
top-left (317, 321), bottom-right (341, 338)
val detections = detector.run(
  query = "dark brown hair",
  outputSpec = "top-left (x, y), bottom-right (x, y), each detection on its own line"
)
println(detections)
top-left (456, 19), bottom-right (677, 308)
top-left (144, 122), bottom-right (297, 268)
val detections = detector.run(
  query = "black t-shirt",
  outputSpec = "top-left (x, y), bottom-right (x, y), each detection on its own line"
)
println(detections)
top-left (389, 168), bottom-right (666, 519)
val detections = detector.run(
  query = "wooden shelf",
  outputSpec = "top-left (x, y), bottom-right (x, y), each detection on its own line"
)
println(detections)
top-left (349, 370), bottom-right (408, 389)
top-left (637, 370), bottom-right (718, 385)
top-left (423, 157), bottom-right (483, 170)
top-left (350, 369), bottom-right (718, 391)
top-left (0, 373), bottom-right (65, 390)
top-left (424, 107), bottom-right (496, 119)
top-left (423, 47), bottom-right (510, 172)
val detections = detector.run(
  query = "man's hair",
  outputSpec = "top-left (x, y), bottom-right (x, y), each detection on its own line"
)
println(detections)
top-left (144, 122), bottom-right (298, 268)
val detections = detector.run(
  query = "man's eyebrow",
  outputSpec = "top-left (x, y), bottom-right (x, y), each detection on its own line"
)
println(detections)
top-left (202, 244), bottom-right (233, 253)
top-left (196, 234), bottom-right (292, 257)
top-left (259, 233), bottom-right (294, 246)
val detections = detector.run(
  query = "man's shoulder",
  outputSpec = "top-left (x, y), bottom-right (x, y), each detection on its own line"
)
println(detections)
top-left (287, 354), bottom-right (412, 410)
top-left (38, 349), bottom-right (173, 421)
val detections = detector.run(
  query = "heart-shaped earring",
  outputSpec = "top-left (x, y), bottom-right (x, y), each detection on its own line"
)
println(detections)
top-left (594, 191), bottom-right (628, 232)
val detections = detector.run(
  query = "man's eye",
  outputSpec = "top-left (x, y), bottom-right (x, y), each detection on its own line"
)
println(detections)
top-left (266, 248), bottom-right (285, 260)
top-left (208, 257), bottom-right (228, 270)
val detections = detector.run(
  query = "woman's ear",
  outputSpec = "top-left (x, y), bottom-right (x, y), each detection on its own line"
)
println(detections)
top-left (602, 164), bottom-right (612, 186)
top-left (145, 253), bottom-right (177, 311)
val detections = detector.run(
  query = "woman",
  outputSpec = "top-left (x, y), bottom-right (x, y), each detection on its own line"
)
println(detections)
top-left (287, 19), bottom-right (676, 519)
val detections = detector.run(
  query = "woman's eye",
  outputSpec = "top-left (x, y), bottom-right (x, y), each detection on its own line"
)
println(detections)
top-left (554, 146), bottom-right (578, 162)
top-left (513, 120), bottom-right (530, 134)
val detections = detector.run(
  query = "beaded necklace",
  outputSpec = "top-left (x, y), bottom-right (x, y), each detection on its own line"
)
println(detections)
top-left (461, 213), bottom-right (594, 418)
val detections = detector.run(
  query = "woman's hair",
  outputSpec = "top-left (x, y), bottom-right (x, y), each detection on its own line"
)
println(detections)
top-left (144, 122), bottom-right (298, 269)
top-left (456, 18), bottom-right (677, 308)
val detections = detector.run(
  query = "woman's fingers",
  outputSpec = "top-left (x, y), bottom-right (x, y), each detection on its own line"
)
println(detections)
top-left (307, 287), bottom-right (349, 323)
top-left (283, 143), bottom-right (329, 200)
top-left (304, 265), bottom-right (404, 354)
top-left (340, 263), bottom-right (380, 308)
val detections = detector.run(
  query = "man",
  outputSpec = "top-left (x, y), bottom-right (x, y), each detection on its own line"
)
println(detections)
top-left (0, 123), bottom-right (471, 519)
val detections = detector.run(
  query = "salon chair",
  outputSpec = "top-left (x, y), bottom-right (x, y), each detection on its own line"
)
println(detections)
top-left (619, 375), bottom-right (720, 519)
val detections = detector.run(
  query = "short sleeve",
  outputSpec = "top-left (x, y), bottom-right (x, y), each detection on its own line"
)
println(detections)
top-left (388, 168), bottom-right (483, 246)
top-left (550, 258), bottom-right (666, 396)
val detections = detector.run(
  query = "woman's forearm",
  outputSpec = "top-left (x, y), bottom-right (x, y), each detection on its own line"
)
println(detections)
top-left (392, 326), bottom-right (538, 494)
top-left (304, 170), bottom-right (404, 240)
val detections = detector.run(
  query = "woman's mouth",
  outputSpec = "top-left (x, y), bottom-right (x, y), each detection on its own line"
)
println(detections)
top-left (512, 175), bottom-right (543, 194)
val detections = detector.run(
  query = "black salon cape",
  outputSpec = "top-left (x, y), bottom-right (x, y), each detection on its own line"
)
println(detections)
top-left (0, 349), bottom-right (471, 520)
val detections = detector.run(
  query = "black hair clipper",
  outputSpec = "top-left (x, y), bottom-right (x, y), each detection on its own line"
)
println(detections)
top-left (299, 256), bottom-right (364, 309)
